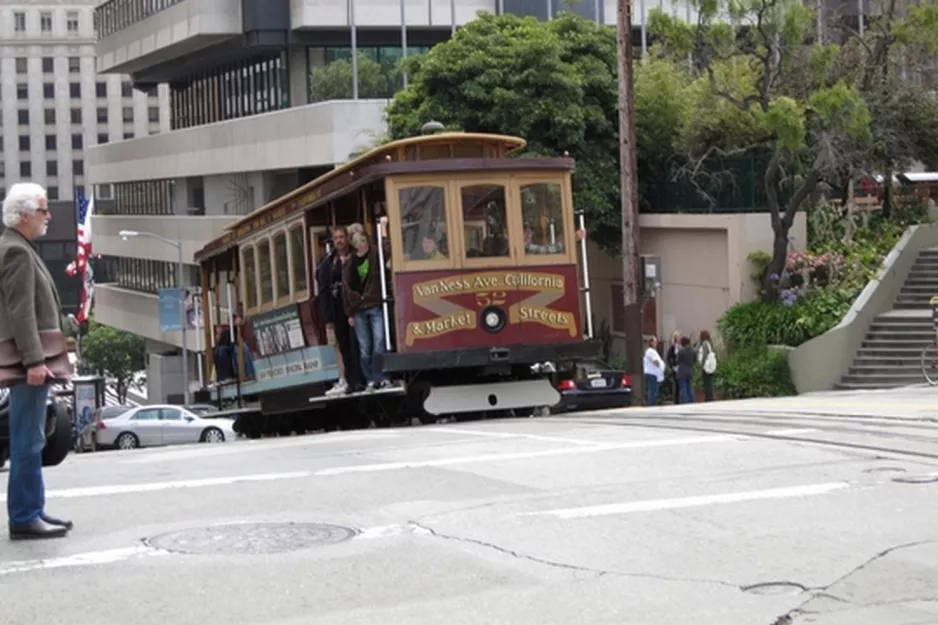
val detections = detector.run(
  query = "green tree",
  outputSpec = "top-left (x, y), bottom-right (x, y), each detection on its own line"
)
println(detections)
top-left (650, 0), bottom-right (938, 299)
top-left (309, 53), bottom-right (392, 102)
top-left (80, 320), bottom-right (146, 403)
top-left (387, 11), bottom-right (681, 254)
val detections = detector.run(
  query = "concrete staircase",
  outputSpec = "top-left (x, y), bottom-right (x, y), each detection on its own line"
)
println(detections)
top-left (836, 247), bottom-right (938, 390)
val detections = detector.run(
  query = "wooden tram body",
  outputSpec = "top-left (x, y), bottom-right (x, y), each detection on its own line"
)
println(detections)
top-left (194, 131), bottom-right (602, 433)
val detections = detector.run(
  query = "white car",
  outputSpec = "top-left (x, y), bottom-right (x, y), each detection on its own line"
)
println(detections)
top-left (95, 404), bottom-right (236, 450)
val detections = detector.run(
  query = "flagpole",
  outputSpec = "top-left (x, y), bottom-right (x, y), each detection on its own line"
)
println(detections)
top-left (400, 0), bottom-right (408, 88)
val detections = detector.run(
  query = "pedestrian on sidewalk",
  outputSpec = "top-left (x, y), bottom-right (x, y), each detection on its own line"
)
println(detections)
top-left (0, 182), bottom-right (74, 540)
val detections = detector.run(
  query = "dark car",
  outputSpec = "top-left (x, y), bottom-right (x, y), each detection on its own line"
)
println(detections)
top-left (552, 359), bottom-right (632, 413)
top-left (0, 386), bottom-right (73, 469)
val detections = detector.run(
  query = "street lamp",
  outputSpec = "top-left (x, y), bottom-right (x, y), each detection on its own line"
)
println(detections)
top-left (119, 229), bottom-right (189, 405)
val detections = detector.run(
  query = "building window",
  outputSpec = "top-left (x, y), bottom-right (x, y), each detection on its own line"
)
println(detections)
top-left (17, 110), bottom-right (29, 126)
top-left (122, 82), bottom-right (133, 98)
top-left (15, 58), bottom-right (27, 74)
top-left (47, 161), bottom-right (58, 176)
top-left (69, 83), bottom-right (81, 98)
top-left (44, 110), bottom-right (56, 125)
top-left (73, 160), bottom-right (84, 176)
top-left (96, 107), bottom-right (108, 123)
top-left (122, 107), bottom-right (134, 123)
top-left (72, 134), bottom-right (83, 149)
top-left (18, 136), bottom-right (29, 151)
top-left (96, 82), bottom-right (107, 98)
top-left (170, 51), bottom-right (290, 130)
top-left (17, 85), bottom-right (28, 100)
top-left (71, 108), bottom-right (82, 124)
top-left (20, 162), bottom-right (31, 178)
top-left (113, 181), bottom-right (175, 216)
top-left (48, 186), bottom-right (59, 200)
top-left (97, 133), bottom-right (108, 145)
top-left (67, 11), bottom-right (79, 33)
top-left (116, 258), bottom-right (180, 295)
top-left (13, 12), bottom-right (26, 33)
top-left (123, 132), bottom-right (134, 140)
top-left (68, 57), bottom-right (80, 73)
top-left (43, 83), bottom-right (55, 99)
top-left (40, 12), bottom-right (52, 32)
top-left (45, 135), bottom-right (57, 151)
top-left (148, 106), bottom-right (160, 123)
top-left (42, 58), bottom-right (54, 73)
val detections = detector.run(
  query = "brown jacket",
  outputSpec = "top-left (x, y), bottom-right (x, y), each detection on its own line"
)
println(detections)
top-left (0, 228), bottom-right (63, 368)
top-left (342, 245), bottom-right (384, 315)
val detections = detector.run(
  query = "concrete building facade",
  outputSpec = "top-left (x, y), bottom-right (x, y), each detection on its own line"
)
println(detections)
top-left (1, 1), bottom-right (169, 203)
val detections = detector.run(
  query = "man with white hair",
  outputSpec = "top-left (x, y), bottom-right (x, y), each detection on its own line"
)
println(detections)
top-left (0, 182), bottom-right (73, 540)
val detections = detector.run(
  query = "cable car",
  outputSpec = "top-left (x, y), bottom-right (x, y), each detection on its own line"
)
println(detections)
top-left (193, 127), bottom-right (602, 435)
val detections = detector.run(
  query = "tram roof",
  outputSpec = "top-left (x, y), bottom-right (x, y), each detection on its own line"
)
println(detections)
top-left (193, 132), bottom-right (576, 264)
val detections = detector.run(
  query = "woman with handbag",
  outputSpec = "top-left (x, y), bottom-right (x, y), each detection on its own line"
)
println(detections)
top-left (697, 329), bottom-right (717, 402)
top-left (0, 182), bottom-right (74, 540)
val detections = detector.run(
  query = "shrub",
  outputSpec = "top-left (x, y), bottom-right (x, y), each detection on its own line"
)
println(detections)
top-left (715, 346), bottom-right (796, 399)
top-left (717, 300), bottom-right (809, 349)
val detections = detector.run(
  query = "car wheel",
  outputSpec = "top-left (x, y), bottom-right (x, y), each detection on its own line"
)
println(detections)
top-left (116, 432), bottom-right (139, 450)
top-left (201, 427), bottom-right (225, 443)
top-left (41, 402), bottom-right (72, 467)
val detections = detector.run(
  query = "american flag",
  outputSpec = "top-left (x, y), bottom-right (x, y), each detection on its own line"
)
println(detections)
top-left (65, 193), bottom-right (95, 323)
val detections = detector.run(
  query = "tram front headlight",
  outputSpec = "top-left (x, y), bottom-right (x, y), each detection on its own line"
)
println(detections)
top-left (484, 311), bottom-right (500, 329)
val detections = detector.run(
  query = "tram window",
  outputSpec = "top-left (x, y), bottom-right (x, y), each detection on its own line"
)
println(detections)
top-left (243, 246), bottom-right (258, 309)
top-left (461, 184), bottom-right (509, 258)
top-left (521, 182), bottom-right (565, 256)
top-left (289, 226), bottom-right (308, 293)
top-left (273, 232), bottom-right (290, 299)
top-left (257, 239), bottom-right (274, 305)
top-left (399, 186), bottom-right (449, 261)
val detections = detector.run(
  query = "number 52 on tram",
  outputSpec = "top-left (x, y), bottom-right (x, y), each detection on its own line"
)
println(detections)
top-left (194, 130), bottom-right (602, 432)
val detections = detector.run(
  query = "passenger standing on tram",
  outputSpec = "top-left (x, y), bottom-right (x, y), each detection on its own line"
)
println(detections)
top-left (317, 226), bottom-right (361, 396)
top-left (343, 222), bottom-right (391, 391)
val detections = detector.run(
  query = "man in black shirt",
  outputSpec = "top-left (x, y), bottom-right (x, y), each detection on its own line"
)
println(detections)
top-left (316, 226), bottom-right (361, 395)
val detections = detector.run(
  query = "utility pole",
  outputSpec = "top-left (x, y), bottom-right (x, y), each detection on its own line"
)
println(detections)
top-left (616, 0), bottom-right (645, 404)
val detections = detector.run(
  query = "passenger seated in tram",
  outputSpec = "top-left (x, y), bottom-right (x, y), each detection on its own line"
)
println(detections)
top-left (343, 221), bottom-right (392, 391)
top-left (420, 229), bottom-right (447, 260)
top-left (212, 310), bottom-right (256, 383)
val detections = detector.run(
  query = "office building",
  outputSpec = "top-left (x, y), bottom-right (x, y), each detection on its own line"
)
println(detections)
top-left (0, 1), bottom-right (169, 203)
top-left (87, 0), bottom-right (680, 402)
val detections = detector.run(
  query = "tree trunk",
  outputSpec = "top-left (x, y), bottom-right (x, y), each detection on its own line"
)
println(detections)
top-left (616, 0), bottom-right (645, 403)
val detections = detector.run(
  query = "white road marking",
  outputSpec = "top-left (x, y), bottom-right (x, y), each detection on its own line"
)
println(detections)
top-left (0, 546), bottom-right (168, 576)
top-left (314, 435), bottom-right (739, 476)
top-left (421, 427), bottom-right (602, 446)
top-left (0, 472), bottom-right (312, 502)
top-left (763, 428), bottom-right (819, 436)
top-left (525, 482), bottom-right (851, 519)
top-left (119, 432), bottom-right (401, 465)
top-left (2, 435), bottom-right (738, 502)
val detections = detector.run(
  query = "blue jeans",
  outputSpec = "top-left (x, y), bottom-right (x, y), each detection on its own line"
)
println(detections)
top-left (678, 378), bottom-right (695, 404)
top-left (7, 383), bottom-right (49, 525)
top-left (354, 307), bottom-right (388, 384)
top-left (644, 374), bottom-right (659, 406)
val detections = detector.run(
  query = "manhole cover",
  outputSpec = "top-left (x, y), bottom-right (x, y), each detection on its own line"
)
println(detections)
top-left (892, 475), bottom-right (938, 484)
top-left (146, 522), bottom-right (358, 555)
top-left (741, 582), bottom-right (807, 596)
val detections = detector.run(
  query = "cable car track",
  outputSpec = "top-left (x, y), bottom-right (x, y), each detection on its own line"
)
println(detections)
top-left (544, 413), bottom-right (938, 463)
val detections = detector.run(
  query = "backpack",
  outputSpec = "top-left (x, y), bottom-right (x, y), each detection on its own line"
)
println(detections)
top-left (701, 343), bottom-right (717, 374)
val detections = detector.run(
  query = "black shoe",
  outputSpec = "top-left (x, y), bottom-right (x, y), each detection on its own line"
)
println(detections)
top-left (9, 519), bottom-right (69, 541)
top-left (40, 513), bottom-right (73, 530)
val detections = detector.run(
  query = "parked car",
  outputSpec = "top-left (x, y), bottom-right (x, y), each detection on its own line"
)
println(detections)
top-left (0, 386), bottom-right (73, 469)
top-left (552, 359), bottom-right (633, 413)
top-left (95, 404), bottom-right (237, 450)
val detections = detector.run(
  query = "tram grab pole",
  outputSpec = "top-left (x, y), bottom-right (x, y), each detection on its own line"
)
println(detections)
top-left (577, 211), bottom-right (594, 340)
top-left (376, 220), bottom-right (393, 352)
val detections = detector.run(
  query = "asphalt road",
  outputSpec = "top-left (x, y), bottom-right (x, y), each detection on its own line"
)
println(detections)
top-left (3, 387), bottom-right (938, 625)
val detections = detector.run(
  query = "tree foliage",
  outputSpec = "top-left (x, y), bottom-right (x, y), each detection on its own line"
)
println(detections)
top-left (80, 319), bottom-right (146, 403)
top-left (649, 0), bottom-right (938, 299)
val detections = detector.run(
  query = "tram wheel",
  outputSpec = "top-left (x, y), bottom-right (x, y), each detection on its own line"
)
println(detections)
top-left (407, 381), bottom-right (437, 425)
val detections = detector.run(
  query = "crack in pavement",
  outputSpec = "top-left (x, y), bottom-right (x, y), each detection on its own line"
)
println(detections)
top-left (409, 521), bottom-right (740, 589)
top-left (768, 539), bottom-right (938, 625)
